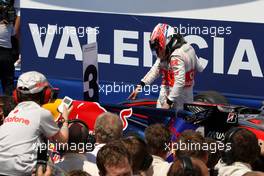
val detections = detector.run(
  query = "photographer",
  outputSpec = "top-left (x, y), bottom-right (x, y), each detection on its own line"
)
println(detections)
top-left (0, 0), bottom-right (19, 95)
top-left (0, 71), bottom-right (72, 175)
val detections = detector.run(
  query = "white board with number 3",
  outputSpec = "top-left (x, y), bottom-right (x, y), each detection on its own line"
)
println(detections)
top-left (82, 42), bottom-right (99, 102)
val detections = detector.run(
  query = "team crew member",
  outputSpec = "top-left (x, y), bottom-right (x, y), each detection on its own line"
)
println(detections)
top-left (129, 23), bottom-right (204, 110)
top-left (0, 0), bottom-right (19, 95)
top-left (0, 71), bottom-right (72, 175)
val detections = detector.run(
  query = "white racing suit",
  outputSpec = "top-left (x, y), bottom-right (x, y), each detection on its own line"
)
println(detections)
top-left (141, 44), bottom-right (204, 110)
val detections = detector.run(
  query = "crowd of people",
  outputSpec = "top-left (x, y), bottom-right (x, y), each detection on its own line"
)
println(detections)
top-left (0, 70), bottom-right (264, 176)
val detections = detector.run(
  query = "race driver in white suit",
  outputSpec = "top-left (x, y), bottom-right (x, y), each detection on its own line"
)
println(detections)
top-left (128, 23), bottom-right (204, 110)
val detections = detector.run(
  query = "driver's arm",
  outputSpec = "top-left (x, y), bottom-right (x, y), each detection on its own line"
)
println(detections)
top-left (141, 58), bottom-right (161, 86)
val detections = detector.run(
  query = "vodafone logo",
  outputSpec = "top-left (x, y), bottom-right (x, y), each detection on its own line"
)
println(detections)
top-left (119, 108), bottom-right (133, 130)
top-left (3, 109), bottom-right (30, 126)
top-left (4, 116), bottom-right (30, 125)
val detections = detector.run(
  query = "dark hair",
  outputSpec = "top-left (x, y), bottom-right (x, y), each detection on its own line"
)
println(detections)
top-left (57, 120), bottom-right (95, 154)
top-left (121, 136), bottom-right (153, 174)
top-left (18, 91), bottom-right (43, 104)
top-left (145, 123), bottom-right (171, 155)
top-left (96, 140), bottom-right (131, 176)
top-left (167, 157), bottom-right (202, 176)
top-left (68, 170), bottom-right (91, 176)
top-left (68, 120), bottom-right (90, 152)
top-left (176, 130), bottom-right (208, 162)
top-left (222, 128), bottom-right (260, 165)
top-left (94, 112), bottom-right (123, 143)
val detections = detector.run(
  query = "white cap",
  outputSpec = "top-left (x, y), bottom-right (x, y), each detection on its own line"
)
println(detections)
top-left (17, 71), bottom-right (49, 94)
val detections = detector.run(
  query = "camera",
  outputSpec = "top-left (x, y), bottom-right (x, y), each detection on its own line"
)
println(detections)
top-left (57, 96), bottom-right (73, 113)
top-left (0, 0), bottom-right (15, 24)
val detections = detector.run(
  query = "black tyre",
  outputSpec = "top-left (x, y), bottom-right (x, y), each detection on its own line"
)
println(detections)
top-left (194, 91), bottom-right (228, 104)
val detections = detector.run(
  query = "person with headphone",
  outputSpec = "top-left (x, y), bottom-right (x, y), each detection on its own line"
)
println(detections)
top-left (215, 127), bottom-right (261, 176)
top-left (128, 23), bottom-right (204, 110)
top-left (0, 71), bottom-right (72, 175)
top-left (55, 119), bottom-right (94, 174)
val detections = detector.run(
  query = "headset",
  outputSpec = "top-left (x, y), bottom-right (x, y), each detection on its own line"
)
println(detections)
top-left (13, 86), bottom-right (59, 105)
top-left (222, 127), bottom-right (261, 165)
top-left (179, 156), bottom-right (196, 176)
top-left (224, 127), bottom-right (243, 145)
top-left (221, 127), bottom-right (243, 164)
top-left (63, 119), bottom-right (96, 153)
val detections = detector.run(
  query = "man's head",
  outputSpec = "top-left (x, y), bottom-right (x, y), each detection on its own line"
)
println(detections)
top-left (222, 127), bottom-right (260, 165)
top-left (63, 120), bottom-right (91, 153)
top-left (149, 23), bottom-right (185, 59)
top-left (176, 130), bottom-right (208, 164)
top-left (94, 112), bottom-right (123, 144)
top-left (121, 136), bottom-right (153, 174)
top-left (144, 123), bottom-right (171, 158)
top-left (96, 141), bottom-right (132, 176)
top-left (13, 71), bottom-right (53, 105)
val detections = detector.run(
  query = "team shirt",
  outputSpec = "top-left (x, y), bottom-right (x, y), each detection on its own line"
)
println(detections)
top-left (0, 101), bottom-right (59, 175)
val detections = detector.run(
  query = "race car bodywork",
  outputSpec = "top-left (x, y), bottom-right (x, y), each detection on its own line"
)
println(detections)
top-left (43, 99), bottom-right (106, 131)
top-left (43, 98), bottom-right (264, 142)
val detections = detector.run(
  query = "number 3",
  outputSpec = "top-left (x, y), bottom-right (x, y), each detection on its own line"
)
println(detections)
top-left (83, 65), bottom-right (99, 102)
